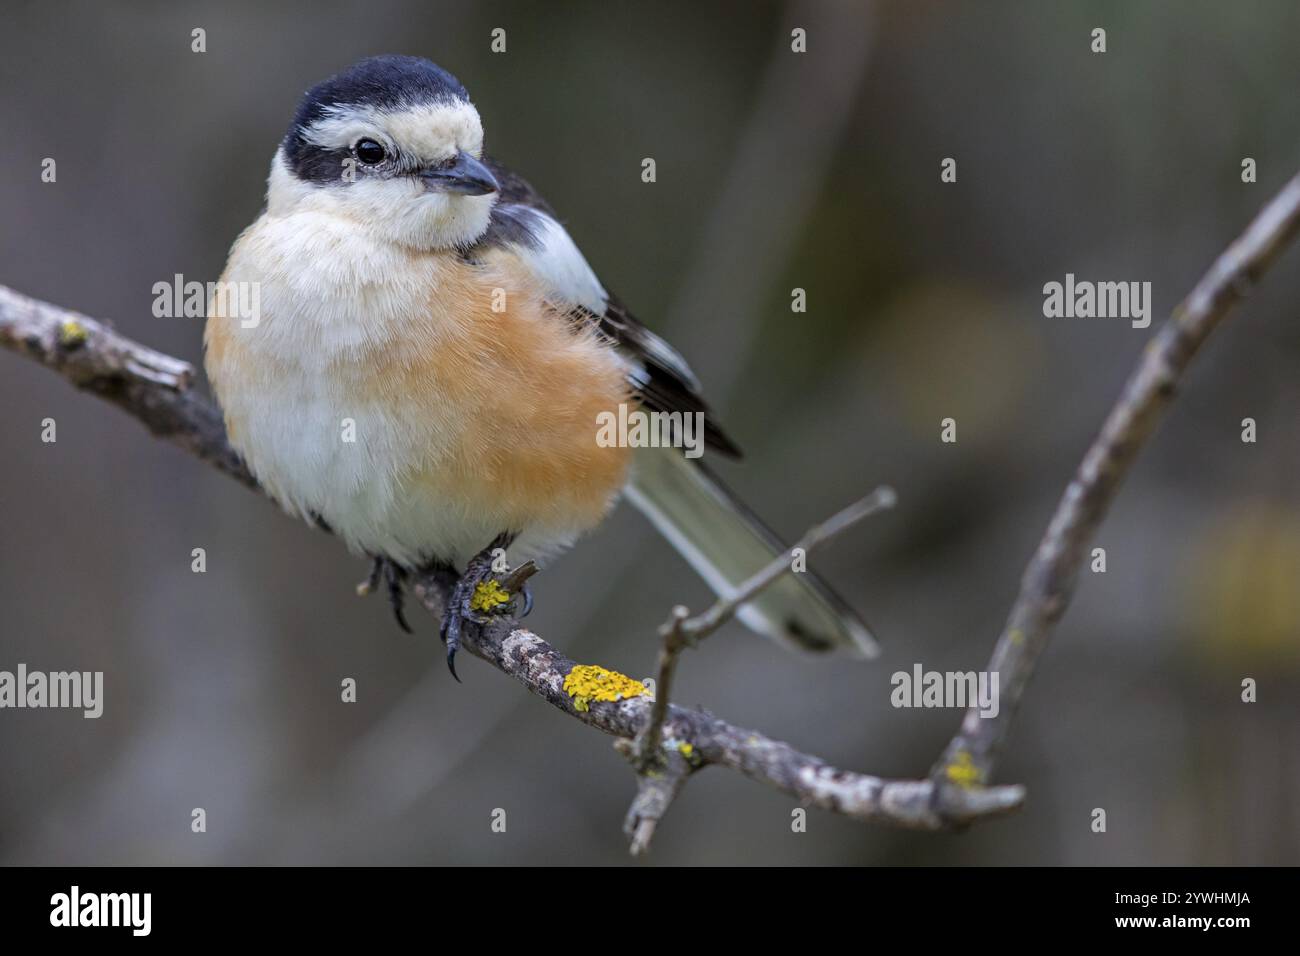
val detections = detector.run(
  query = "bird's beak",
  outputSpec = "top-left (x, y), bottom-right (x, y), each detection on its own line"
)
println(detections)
top-left (419, 151), bottom-right (499, 196)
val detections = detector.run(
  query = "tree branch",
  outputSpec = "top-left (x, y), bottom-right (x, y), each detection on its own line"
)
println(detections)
top-left (3, 168), bottom-right (1297, 851)
top-left (929, 169), bottom-right (1300, 806)
top-left (0, 286), bottom-right (256, 489)
top-left (407, 581), bottom-right (1025, 830)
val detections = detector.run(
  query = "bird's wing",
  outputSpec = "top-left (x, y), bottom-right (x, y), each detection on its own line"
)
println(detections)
top-left (467, 158), bottom-right (876, 656)
top-left (463, 156), bottom-right (741, 458)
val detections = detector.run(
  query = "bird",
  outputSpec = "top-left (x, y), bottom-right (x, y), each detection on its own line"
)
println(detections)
top-left (204, 54), bottom-right (877, 677)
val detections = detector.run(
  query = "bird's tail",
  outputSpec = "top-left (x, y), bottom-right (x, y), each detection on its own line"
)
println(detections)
top-left (624, 446), bottom-right (878, 657)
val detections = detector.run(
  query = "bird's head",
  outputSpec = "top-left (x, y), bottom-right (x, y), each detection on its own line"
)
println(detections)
top-left (270, 55), bottom-right (500, 250)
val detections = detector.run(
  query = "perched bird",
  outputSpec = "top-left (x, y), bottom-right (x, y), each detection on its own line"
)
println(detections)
top-left (205, 55), bottom-right (876, 676)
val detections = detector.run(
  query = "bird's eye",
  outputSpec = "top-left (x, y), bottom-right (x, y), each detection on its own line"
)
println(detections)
top-left (354, 138), bottom-right (386, 165)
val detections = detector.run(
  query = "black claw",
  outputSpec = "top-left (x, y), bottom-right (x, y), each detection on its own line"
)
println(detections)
top-left (390, 598), bottom-right (410, 634)
top-left (443, 609), bottom-right (462, 674)
top-left (518, 582), bottom-right (534, 618)
top-left (384, 561), bottom-right (413, 634)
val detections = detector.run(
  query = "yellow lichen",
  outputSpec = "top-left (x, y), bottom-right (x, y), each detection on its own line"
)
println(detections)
top-left (58, 319), bottom-right (88, 348)
top-left (944, 750), bottom-right (983, 789)
top-left (563, 664), bottom-right (648, 713)
top-left (675, 740), bottom-right (703, 767)
top-left (470, 579), bottom-right (511, 612)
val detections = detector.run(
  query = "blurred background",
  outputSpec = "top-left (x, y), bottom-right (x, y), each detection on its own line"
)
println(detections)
top-left (1, 0), bottom-right (1298, 865)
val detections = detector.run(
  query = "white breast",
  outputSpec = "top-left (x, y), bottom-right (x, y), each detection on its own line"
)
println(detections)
top-left (206, 210), bottom-right (583, 567)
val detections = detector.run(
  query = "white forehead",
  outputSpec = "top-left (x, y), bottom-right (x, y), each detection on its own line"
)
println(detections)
top-left (301, 99), bottom-right (484, 160)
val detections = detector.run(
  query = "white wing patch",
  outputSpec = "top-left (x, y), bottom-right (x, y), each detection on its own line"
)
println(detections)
top-left (513, 212), bottom-right (608, 314)
top-left (500, 207), bottom-right (703, 395)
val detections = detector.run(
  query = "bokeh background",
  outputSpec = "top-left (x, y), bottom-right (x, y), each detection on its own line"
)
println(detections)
top-left (1, 0), bottom-right (1298, 865)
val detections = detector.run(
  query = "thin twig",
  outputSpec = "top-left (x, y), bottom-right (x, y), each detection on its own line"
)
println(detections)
top-left (634, 486), bottom-right (899, 780)
top-left (613, 738), bottom-right (693, 856)
top-left (499, 560), bottom-right (539, 594)
top-left (632, 605), bottom-right (690, 777)
top-left (680, 485), bottom-right (896, 643)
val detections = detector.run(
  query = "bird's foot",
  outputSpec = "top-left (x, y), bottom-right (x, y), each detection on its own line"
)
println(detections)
top-left (357, 556), bottom-right (413, 634)
top-left (440, 534), bottom-right (538, 682)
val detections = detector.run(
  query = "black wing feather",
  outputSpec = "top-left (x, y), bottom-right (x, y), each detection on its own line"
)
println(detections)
top-left (474, 156), bottom-right (743, 459)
